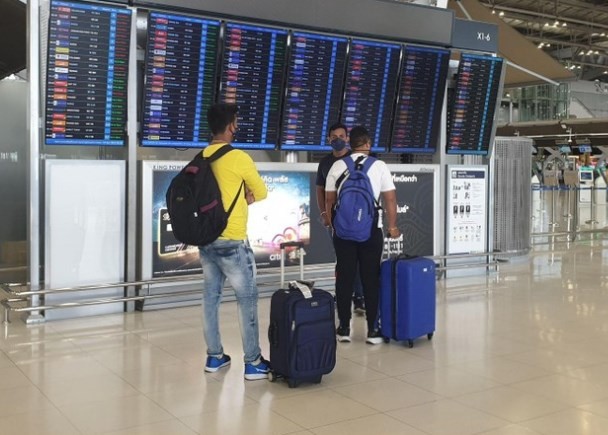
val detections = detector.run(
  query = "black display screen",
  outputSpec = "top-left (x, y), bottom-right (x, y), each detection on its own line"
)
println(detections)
top-left (390, 46), bottom-right (449, 154)
top-left (219, 23), bottom-right (288, 150)
top-left (342, 39), bottom-right (401, 153)
top-left (141, 12), bottom-right (220, 148)
top-left (280, 31), bottom-right (348, 151)
top-left (447, 54), bottom-right (504, 155)
top-left (45, 1), bottom-right (131, 146)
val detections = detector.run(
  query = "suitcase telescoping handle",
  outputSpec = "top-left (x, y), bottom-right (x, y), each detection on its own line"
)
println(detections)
top-left (385, 234), bottom-right (415, 260)
top-left (279, 241), bottom-right (305, 288)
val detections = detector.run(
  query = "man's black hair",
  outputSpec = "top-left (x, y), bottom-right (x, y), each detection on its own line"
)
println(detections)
top-left (328, 122), bottom-right (348, 136)
top-left (207, 103), bottom-right (239, 135)
top-left (349, 126), bottom-right (370, 149)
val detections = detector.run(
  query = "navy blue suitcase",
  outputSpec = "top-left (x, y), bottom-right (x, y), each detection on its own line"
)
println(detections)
top-left (379, 256), bottom-right (436, 348)
top-left (268, 286), bottom-right (336, 387)
top-left (268, 242), bottom-right (336, 388)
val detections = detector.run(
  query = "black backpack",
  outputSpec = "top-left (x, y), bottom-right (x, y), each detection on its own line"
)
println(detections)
top-left (165, 146), bottom-right (243, 247)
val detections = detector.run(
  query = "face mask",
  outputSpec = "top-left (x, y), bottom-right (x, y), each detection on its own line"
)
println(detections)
top-left (231, 126), bottom-right (240, 142)
top-left (330, 138), bottom-right (347, 151)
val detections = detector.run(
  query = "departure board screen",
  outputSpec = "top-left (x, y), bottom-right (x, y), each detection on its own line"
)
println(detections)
top-left (390, 46), bottom-right (449, 154)
top-left (281, 31), bottom-right (348, 151)
top-left (141, 12), bottom-right (220, 148)
top-left (447, 54), bottom-right (504, 155)
top-left (45, 1), bottom-right (131, 146)
top-left (342, 39), bottom-right (401, 153)
top-left (220, 23), bottom-right (287, 150)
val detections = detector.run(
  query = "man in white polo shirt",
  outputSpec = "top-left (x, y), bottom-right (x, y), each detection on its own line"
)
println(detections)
top-left (325, 126), bottom-right (400, 344)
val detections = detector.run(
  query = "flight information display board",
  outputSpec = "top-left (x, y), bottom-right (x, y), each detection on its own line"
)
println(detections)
top-left (447, 54), bottom-right (504, 155)
top-left (342, 39), bottom-right (401, 153)
top-left (45, 1), bottom-right (131, 146)
top-left (141, 12), bottom-right (220, 147)
top-left (281, 31), bottom-right (348, 151)
top-left (220, 23), bottom-right (288, 150)
top-left (390, 46), bottom-right (449, 154)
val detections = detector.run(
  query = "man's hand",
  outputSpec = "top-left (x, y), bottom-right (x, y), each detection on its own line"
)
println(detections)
top-left (387, 227), bottom-right (401, 239)
top-left (320, 211), bottom-right (330, 227)
top-left (245, 188), bottom-right (255, 205)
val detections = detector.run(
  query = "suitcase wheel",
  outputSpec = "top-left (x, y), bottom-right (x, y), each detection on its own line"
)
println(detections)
top-left (313, 376), bottom-right (322, 384)
top-left (407, 339), bottom-right (414, 348)
top-left (268, 371), bottom-right (277, 383)
top-left (427, 333), bottom-right (434, 340)
top-left (287, 378), bottom-right (299, 388)
top-left (383, 336), bottom-right (390, 344)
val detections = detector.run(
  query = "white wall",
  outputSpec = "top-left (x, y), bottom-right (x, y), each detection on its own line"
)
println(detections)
top-left (0, 79), bottom-right (27, 248)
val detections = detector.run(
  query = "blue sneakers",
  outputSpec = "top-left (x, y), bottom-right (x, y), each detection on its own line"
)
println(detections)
top-left (244, 357), bottom-right (271, 381)
top-left (204, 354), bottom-right (231, 373)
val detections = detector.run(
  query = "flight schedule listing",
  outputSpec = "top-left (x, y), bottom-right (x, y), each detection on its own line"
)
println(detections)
top-left (390, 46), bottom-right (449, 154)
top-left (281, 32), bottom-right (348, 151)
top-left (141, 12), bottom-right (220, 147)
top-left (220, 23), bottom-right (287, 149)
top-left (45, 1), bottom-right (131, 146)
top-left (447, 54), bottom-right (504, 155)
top-left (342, 39), bottom-right (401, 152)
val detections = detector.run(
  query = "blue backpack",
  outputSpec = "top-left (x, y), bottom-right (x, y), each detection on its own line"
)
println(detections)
top-left (333, 156), bottom-right (379, 242)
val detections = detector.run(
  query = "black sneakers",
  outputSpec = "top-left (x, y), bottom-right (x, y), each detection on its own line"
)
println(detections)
top-left (366, 329), bottom-right (384, 345)
top-left (336, 326), bottom-right (351, 342)
top-left (353, 297), bottom-right (366, 315)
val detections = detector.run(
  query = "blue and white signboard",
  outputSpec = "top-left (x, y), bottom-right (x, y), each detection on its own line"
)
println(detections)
top-left (446, 166), bottom-right (488, 254)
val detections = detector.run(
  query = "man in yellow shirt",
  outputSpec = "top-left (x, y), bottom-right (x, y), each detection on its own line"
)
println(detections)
top-left (200, 103), bottom-right (270, 380)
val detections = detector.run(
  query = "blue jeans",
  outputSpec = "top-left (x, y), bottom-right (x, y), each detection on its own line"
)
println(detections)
top-left (199, 239), bottom-right (261, 364)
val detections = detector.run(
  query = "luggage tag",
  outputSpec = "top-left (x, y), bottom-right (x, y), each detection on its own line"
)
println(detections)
top-left (288, 280), bottom-right (314, 298)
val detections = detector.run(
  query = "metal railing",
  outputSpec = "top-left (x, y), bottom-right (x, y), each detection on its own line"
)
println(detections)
top-left (1, 252), bottom-right (502, 323)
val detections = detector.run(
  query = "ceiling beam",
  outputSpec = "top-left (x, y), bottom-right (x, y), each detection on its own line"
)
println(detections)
top-left (527, 35), bottom-right (608, 53)
top-left (482, 0), bottom-right (608, 16)
top-left (501, 11), bottom-right (600, 36)
top-left (480, 2), bottom-right (608, 30)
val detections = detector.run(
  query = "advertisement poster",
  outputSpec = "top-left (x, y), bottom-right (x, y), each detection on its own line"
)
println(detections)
top-left (446, 167), bottom-right (488, 254)
top-left (143, 162), bottom-right (437, 277)
top-left (142, 162), bottom-right (335, 279)
top-left (151, 164), bottom-right (203, 278)
top-left (248, 170), bottom-right (334, 268)
top-left (384, 171), bottom-right (436, 257)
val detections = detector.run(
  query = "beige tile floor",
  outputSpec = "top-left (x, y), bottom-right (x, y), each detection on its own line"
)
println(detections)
top-left (4, 240), bottom-right (608, 434)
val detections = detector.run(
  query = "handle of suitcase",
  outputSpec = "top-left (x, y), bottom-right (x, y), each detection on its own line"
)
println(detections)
top-left (279, 241), bottom-right (305, 289)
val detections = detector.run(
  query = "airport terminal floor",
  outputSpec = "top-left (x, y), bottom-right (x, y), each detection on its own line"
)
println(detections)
top-left (3, 231), bottom-right (608, 434)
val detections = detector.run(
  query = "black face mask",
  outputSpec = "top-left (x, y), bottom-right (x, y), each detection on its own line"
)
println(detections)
top-left (231, 126), bottom-right (240, 143)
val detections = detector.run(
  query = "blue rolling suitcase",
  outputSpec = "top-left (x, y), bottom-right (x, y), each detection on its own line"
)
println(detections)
top-left (268, 242), bottom-right (336, 388)
top-left (379, 255), bottom-right (436, 348)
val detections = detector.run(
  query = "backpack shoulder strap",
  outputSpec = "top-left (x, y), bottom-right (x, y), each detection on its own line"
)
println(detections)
top-left (353, 155), bottom-right (366, 170)
top-left (205, 145), bottom-right (235, 163)
top-left (336, 157), bottom-right (355, 191)
top-left (360, 156), bottom-right (376, 173)
top-left (226, 181), bottom-right (244, 217)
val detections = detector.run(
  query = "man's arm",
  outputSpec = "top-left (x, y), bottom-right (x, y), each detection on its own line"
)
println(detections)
top-left (240, 154), bottom-right (268, 202)
top-left (381, 189), bottom-right (401, 239)
top-left (316, 186), bottom-right (330, 226)
top-left (325, 191), bottom-right (337, 228)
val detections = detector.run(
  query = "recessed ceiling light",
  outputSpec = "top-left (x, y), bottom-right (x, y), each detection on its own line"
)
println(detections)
top-left (499, 11), bottom-right (505, 17)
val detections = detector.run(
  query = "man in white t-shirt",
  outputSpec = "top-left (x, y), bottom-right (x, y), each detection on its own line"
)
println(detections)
top-left (325, 126), bottom-right (401, 344)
